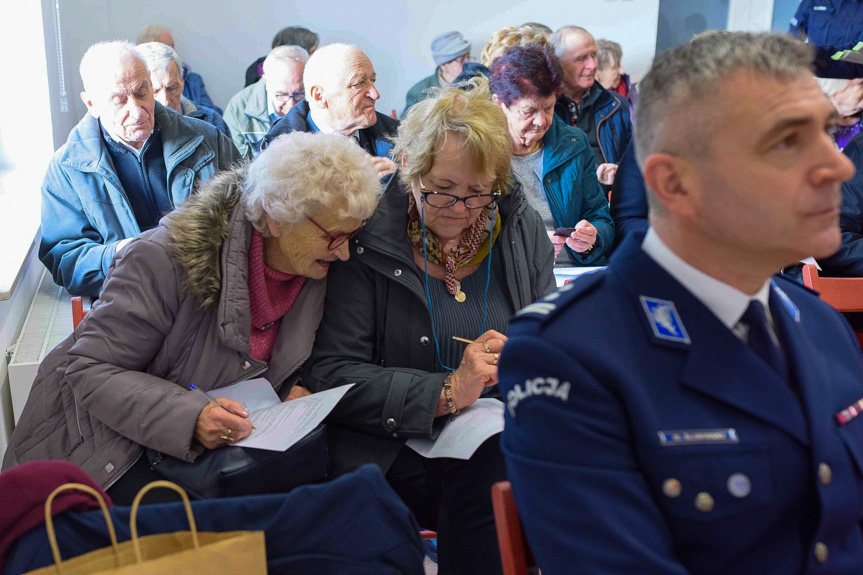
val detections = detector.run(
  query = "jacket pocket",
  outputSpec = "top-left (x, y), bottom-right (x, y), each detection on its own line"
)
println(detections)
top-left (807, 6), bottom-right (838, 44)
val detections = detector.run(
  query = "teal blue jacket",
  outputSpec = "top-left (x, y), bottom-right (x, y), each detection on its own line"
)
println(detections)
top-left (540, 116), bottom-right (614, 264)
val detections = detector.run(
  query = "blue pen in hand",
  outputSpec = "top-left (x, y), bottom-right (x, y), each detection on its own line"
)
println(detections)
top-left (189, 384), bottom-right (255, 430)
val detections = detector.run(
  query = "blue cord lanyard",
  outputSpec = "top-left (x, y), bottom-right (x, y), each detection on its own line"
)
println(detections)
top-left (419, 198), bottom-right (495, 372)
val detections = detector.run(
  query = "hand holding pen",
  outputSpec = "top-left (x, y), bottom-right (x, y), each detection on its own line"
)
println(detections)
top-left (189, 384), bottom-right (255, 449)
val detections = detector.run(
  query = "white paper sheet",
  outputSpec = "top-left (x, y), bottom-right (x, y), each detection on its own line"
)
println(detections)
top-left (406, 398), bottom-right (504, 460)
top-left (210, 378), bottom-right (354, 452)
top-left (553, 266), bottom-right (605, 287)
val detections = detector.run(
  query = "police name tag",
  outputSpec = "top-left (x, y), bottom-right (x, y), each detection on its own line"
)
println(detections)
top-left (658, 428), bottom-right (739, 446)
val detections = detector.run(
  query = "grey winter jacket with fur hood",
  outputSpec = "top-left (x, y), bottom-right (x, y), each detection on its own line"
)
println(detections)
top-left (2, 172), bottom-right (326, 489)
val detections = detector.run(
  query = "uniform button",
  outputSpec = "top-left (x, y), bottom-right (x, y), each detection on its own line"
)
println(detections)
top-left (815, 542), bottom-right (828, 564)
top-left (662, 478), bottom-right (682, 498)
top-left (185, 172), bottom-right (191, 178)
top-left (356, 246), bottom-right (364, 254)
top-left (727, 473), bottom-right (751, 498)
top-left (695, 492), bottom-right (714, 512)
top-left (420, 336), bottom-right (430, 346)
top-left (394, 269), bottom-right (402, 277)
top-left (241, 360), bottom-right (251, 369)
top-left (571, 138), bottom-right (576, 142)
top-left (819, 463), bottom-right (832, 485)
top-left (105, 462), bottom-right (115, 474)
top-left (386, 418), bottom-right (397, 429)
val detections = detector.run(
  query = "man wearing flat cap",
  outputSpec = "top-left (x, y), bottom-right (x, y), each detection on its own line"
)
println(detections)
top-left (402, 31), bottom-right (471, 116)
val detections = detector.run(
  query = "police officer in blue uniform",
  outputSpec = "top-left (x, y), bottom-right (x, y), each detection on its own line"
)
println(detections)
top-left (790, 0), bottom-right (863, 78)
top-left (499, 32), bottom-right (863, 574)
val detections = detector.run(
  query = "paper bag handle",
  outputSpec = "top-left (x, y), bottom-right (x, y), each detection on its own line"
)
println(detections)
top-left (129, 480), bottom-right (199, 563)
top-left (44, 483), bottom-right (120, 574)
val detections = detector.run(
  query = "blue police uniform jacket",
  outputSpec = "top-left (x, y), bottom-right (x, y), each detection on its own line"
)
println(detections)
top-left (498, 232), bottom-right (863, 574)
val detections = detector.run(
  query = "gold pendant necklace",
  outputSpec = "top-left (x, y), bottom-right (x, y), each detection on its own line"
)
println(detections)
top-left (454, 280), bottom-right (466, 303)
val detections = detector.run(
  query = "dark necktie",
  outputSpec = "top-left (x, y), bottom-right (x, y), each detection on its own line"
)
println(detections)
top-left (741, 300), bottom-right (788, 381)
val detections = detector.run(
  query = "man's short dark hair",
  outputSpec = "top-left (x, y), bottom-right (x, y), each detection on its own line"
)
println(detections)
top-left (272, 26), bottom-right (319, 52)
top-left (489, 43), bottom-right (563, 107)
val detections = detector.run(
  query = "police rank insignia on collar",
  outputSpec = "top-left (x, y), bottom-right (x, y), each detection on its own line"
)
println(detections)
top-left (771, 282), bottom-right (801, 323)
top-left (640, 296), bottom-right (691, 344)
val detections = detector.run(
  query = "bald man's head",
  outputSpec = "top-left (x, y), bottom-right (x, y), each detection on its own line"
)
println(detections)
top-left (304, 44), bottom-right (381, 135)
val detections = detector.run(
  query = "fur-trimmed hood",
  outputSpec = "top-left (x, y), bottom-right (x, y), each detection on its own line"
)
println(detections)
top-left (163, 167), bottom-right (247, 309)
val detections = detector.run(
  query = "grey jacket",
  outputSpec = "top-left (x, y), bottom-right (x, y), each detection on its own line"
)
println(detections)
top-left (223, 79), bottom-right (270, 160)
top-left (3, 173), bottom-right (325, 489)
top-left (305, 174), bottom-right (555, 476)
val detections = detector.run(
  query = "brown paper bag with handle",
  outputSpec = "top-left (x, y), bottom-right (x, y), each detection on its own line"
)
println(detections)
top-left (25, 480), bottom-right (267, 575)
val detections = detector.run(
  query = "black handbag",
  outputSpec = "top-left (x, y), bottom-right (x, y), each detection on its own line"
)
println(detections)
top-left (145, 423), bottom-right (329, 499)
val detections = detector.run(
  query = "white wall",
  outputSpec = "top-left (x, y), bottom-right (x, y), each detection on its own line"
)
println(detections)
top-left (45, 0), bottom-right (660, 141)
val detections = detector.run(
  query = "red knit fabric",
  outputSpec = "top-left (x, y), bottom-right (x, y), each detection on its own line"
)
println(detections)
top-left (247, 230), bottom-right (306, 362)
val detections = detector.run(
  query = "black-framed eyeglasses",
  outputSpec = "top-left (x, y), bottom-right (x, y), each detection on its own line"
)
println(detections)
top-left (418, 174), bottom-right (500, 209)
top-left (307, 217), bottom-right (366, 250)
top-left (274, 91), bottom-right (305, 103)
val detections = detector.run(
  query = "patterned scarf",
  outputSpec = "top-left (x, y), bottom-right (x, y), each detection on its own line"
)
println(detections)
top-left (407, 195), bottom-right (500, 295)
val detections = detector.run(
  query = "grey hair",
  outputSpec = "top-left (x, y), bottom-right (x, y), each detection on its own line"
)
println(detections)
top-left (79, 41), bottom-right (147, 93)
top-left (303, 43), bottom-right (362, 99)
top-left (634, 32), bottom-right (814, 169)
top-left (549, 26), bottom-right (593, 59)
top-left (136, 24), bottom-right (171, 45)
top-left (243, 131), bottom-right (380, 236)
top-left (263, 45), bottom-right (309, 76)
top-left (136, 41), bottom-right (182, 75)
top-left (596, 39), bottom-right (622, 71)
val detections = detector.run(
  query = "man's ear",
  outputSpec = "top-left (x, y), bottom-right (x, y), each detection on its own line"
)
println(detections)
top-left (80, 91), bottom-right (99, 118)
top-left (491, 93), bottom-right (504, 109)
top-left (308, 85), bottom-right (326, 109)
top-left (642, 153), bottom-right (699, 218)
top-left (265, 214), bottom-right (283, 238)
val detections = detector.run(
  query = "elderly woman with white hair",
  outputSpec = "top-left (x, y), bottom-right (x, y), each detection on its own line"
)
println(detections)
top-left (3, 132), bottom-right (381, 505)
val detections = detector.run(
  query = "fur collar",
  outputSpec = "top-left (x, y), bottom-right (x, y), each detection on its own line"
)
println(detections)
top-left (164, 168), bottom-right (246, 309)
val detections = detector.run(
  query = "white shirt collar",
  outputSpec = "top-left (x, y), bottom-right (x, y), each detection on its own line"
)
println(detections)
top-left (266, 91), bottom-right (278, 118)
top-left (642, 228), bottom-right (772, 331)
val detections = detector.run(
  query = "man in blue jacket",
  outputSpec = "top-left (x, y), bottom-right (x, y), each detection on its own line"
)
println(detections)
top-left (39, 41), bottom-right (238, 297)
top-left (499, 32), bottom-right (863, 574)
top-left (550, 26), bottom-right (632, 182)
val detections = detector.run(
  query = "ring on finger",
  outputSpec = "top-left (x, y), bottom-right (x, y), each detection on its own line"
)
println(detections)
top-left (483, 341), bottom-right (491, 353)
top-left (493, 353), bottom-right (499, 366)
top-left (219, 429), bottom-right (235, 442)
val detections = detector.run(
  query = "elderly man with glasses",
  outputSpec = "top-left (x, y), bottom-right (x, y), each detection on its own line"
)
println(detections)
top-left (224, 45), bottom-right (309, 159)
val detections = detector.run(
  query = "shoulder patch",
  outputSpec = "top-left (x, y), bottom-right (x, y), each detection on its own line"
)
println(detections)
top-left (514, 270), bottom-right (606, 324)
top-left (771, 281), bottom-right (801, 323)
top-left (640, 296), bottom-right (691, 344)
